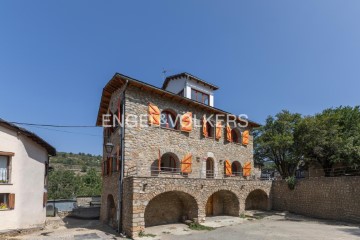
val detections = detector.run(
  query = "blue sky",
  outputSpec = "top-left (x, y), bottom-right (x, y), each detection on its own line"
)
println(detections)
top-left (1, 1), bottom-right (360, 155)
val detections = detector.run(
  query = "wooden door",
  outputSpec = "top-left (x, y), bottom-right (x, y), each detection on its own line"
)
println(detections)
top-left (206, 195), bottom-right (214, 216)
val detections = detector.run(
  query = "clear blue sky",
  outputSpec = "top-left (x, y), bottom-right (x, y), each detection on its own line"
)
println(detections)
top-left (1, 1), bottom-right (359, 155)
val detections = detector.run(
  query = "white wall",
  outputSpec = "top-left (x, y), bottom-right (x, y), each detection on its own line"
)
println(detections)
top-left (0, 126), bottom-right (47, 231)
top-left (164, 77), bottom-right (186, 95)
top-left (164, 77), bottom-right (215, 107)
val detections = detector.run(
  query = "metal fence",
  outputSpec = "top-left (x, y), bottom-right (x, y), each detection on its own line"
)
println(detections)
top-left (126, 166), bottom-right (253, 180)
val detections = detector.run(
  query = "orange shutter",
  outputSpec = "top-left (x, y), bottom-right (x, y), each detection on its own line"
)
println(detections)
top-left (225, 160), bottom-right (232, 176)
top-left (226, 124), bottom-right (232, 142)
top-left (116, 145), bottom-right (120, 172)
top-left (216, 122), bottom-right (222, 139)
top-left (148, 103), bottom-right (160, 125)
top-left (8, 193), bottom-right (15, 209)
top-left (243, 161), bottom-right (251, 177)
top-left (181, 153), bottom-right (192, 173)
top-left (242, 130), bottom-right (250, 145)
top-left (43, 192), bottom-right (48, 207)
top-left (202, 116), bottom-right (208, 137)
top-left (181, 112), bottom-right (192, 132)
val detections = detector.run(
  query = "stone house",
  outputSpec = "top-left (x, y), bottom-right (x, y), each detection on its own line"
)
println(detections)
top-left (96, 72), bottom-right (272, 237)
top-left (0, 119), bottom-right (56, 232)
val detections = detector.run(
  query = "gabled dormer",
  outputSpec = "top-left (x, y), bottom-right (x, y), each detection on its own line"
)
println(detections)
top-left (162, 72), bottom-right (219, 107)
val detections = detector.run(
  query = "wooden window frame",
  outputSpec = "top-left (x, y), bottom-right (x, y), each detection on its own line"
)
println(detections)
top-left (191, 89), bottom-right (210, 105)
top-left (0, 154), bottom-right (12, 184)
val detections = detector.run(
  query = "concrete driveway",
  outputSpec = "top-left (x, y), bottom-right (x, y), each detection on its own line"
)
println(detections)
top-left (142, 211), bottom-right (360, 240)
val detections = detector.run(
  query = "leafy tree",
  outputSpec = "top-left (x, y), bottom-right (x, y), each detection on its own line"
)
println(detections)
top-left (296, 106), bottom-right (360, 176)
top-left (254, 110), bottom-right (303, 178)
top-left (48, 170), bottom-right (80, 199)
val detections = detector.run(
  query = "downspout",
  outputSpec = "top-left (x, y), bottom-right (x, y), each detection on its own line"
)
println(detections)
top-left (118, 79), bottom-right (128, 234)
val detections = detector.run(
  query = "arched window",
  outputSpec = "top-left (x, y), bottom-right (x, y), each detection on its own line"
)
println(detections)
top-left (206, 158), bottom-right (214, 178)
top-left (160, 110), bottom-right (178, 129)
top-left (231, 161), bottom-right (242, 176)
top-left (160, 153), bottom-right (179, 172)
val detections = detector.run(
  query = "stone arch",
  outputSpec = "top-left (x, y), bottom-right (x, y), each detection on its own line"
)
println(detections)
top-left (205, 190), bottom-right (240, 217)
top-left (144, 191), bottom-right (199, 227)
top-left (245, 189), bottom-right (269, 210)
top-left (151, 151), bottom-right (180, 175)
top-left (106, 194), bottom-right (117, 228)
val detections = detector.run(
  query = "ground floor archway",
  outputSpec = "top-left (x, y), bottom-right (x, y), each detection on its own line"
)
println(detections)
top-left (205, 190), bottom-right (239, 217)
top-left (106, 194), bottom-right (117, 228)
top-left (245, 189), bottom-right (269, 210)
top-left (144, 191), bottom-right (198, 227)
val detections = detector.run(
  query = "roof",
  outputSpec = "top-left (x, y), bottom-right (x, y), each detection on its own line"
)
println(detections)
top-left (162, 72), bottom-right (219, 90)
top-left (96, 73), bottom-right (261, 128)
top-left (0, 118), bottom-right (56, 156)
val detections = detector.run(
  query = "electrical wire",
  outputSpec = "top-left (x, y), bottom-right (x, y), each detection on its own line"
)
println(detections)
top-left (9, 122), bottom-right (98, 128)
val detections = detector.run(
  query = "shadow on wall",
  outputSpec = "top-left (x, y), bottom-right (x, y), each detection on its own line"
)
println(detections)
top-left (144, 191), bottom-right (198, 227)
top-left (206, 190), bottom-right (239, 217)
top-left (245, 189), bottom-right (269, 210)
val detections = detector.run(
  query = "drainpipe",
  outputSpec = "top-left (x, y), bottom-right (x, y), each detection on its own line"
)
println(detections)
top-left (118, 79), bottom-right (128, 234)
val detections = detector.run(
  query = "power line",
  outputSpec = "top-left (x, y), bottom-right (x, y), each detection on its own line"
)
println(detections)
top-left (25, 125), bottom-right (102, 137)
top-left (10, 122), bottom-right (99, 128)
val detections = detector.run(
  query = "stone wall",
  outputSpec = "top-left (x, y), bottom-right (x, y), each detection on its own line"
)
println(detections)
top-left (123, 177), bottom-right (272, 237)
top-left (123, 85), bottom-right (255, 179)
top-left (272, 176), bottom-right (360, 223)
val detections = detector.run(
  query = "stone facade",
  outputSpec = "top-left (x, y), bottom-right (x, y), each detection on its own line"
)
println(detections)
top-left (123, 177), bottom-right (272, 237)
top-left (272, 176), bottom-right (360, 223)
top-left (98, 75), bottom-right (267, 238)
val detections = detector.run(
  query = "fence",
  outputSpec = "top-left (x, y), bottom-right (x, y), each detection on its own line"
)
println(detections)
top-left (126, 166), bottom-right (255, 180)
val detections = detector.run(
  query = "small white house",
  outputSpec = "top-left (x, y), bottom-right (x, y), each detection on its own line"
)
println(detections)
top-left (0, 119), bottom-right (55, 232)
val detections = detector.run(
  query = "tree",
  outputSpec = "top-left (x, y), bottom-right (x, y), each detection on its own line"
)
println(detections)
top-left (254, 110), bottom-right (303, 178)
top-left (48, 170), bottom-right (80, 199)
top-left (297, 106), bottom-right (360, 176)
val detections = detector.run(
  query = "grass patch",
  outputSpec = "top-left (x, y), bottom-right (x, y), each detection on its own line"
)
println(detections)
top-left (138, 231), bottom-right (156, 238)
top-left (188, 222), bottom-right (214, 231)
top-left (240, 213), bottom-right (246, 218)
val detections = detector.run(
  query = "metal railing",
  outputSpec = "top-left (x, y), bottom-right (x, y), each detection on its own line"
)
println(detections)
top-left (125, 166), bottom-right (252, 180)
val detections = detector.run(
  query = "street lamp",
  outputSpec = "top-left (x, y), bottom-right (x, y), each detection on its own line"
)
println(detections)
top-left (105, 142), bottom-right (114, 154)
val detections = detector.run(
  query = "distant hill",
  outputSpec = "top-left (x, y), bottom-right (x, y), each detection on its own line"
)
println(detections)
top-left (50, 152), bottom-right (102, 173)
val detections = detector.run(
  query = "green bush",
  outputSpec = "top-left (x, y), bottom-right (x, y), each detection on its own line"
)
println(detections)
top-left (286, 176), bottom-right (297, 190)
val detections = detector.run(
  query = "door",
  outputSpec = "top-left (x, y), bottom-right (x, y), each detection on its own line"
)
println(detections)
top-left (206, 158), bottom-right (214, 178)
top-left (206, 194), bottom-right (214, 216)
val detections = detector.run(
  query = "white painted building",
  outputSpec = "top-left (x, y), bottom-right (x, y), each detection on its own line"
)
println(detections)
top-left (162, 72), bottom-right (219, 107)
top-left (0, 119), bottom-right (55, 232)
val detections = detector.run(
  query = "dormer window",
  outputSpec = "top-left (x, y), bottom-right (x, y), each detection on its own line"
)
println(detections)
top-left (191, 89), bottom-right (209, 105)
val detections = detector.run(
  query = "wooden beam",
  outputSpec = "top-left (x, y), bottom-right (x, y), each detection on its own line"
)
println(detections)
top-left (0, 151), bottom-right (15, 156)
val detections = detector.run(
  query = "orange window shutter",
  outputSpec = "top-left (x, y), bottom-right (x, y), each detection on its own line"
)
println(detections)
top-left (242, 130), bottom-right (250, 145)
top-left (181, 153), bottom-right (192, 173)
top-left (148, 103), bottom-right (160, 125)
top-left (181, 112), bottom-right (193, 132)
top-left (225, 160), bottom-right (232, 176)
top-left (9, 193), bottom-right (15, 209)
top-left (243, 161), bottom-right (251, 177)
top-left (202, 116), bottom-right (208, 137)
top-left (116, 145), bottom-right (120, 172)
top-left (216, 122), bottom-right (222, 139)
top-left (226, 124), bottom-right (232, 142)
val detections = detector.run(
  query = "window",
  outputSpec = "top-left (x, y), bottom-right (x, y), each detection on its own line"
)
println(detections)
top-left (232, 161), bottom-right (242, 176)
top-left (112, 157), bottom-right (117, 173)
top-left (161, 153), bottom-right (178, 172)
top-left (160, 110), bottom-right (178, 129)
top-left (191, 89), bottom-right (210, 105)
top-left (206, 122), bottom-right (213, 137)
top-left (0, 156), bottom-right (10, 184)
top-left (231, 129), bottom-right (239, 143)
top-left (0, 193), bottom-right (14, 210)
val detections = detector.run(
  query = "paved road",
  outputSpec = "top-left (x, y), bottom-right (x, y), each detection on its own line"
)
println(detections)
top-left (161, 214), bottom-right (360, 240)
